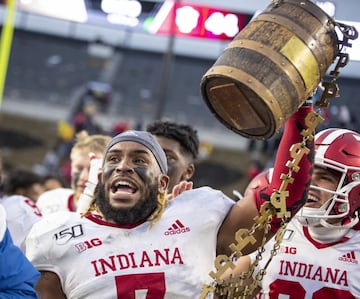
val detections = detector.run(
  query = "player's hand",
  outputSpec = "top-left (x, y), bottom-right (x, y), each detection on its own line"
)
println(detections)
top-left (84, 152), bottom-right (102, 196)
top-left (77, 153), bottom-right (102, 214)
top-left (167, 181), bottom-right (193, 201)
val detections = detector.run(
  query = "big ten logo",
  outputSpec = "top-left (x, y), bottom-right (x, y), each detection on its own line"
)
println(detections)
top-left (75, 238), bottom-right (102, 253)
top-left (54, 224), bottom-right (84, 245)
top-left (279, 246), bottom-right (297, 255)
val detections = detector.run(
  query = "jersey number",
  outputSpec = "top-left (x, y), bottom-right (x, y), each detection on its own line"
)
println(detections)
top-left (269, 279), bottom-right (355, 298)
top-left (115, 272), bottom-right (166, 298)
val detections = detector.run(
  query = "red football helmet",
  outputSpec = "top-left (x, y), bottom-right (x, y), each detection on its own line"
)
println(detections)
top-left (297, 128), bottom-right (360, 229)
top-left (244, 168), bottom-right (273, 197)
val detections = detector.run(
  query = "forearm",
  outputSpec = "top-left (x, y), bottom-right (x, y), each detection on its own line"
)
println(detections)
top-left (254, 105), bottom-right (315, 231)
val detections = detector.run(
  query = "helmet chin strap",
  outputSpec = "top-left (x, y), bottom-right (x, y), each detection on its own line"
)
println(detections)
top-left (296, 204), bottom-right (328, 227)
top-left (320, 212), bottom-right (359, 230)
top-left (307, 225), bottom-right (350, 243)
top-left (301, 211), bottom-right (359, 243)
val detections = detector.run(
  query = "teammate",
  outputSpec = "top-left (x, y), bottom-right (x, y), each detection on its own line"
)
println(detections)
top-left (0, 157), bottom-right (43, 253)
top-left (220, 128), bottom-right (360, 298)
top-left (1, 195), bottom-right (42, 253)
top-left (36, 131), bottom-right (111, 215)
top-left (0, 204), bottom-right (40, 298)
top-left (146, 120), bottom-right (199, 192)
top-left (78, 120), bottom-right (200, 212)
top-left (26, 103), bottom-right (314, 298)
top-left (3, 168), bottom-right (45, 203)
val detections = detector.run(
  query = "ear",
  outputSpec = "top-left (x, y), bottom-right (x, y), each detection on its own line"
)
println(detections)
top-left (97, 168), bottom-right (103, 182)
top-left (182, 163), bottom-right (195, 181)
top-left (158, 174), bottom-right (170, 193)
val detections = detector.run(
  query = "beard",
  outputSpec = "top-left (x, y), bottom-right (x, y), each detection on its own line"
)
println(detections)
top-left (94, 182), bottom-right (159, 225)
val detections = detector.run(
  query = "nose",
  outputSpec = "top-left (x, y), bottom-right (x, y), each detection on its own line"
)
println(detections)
top-left (115, 158), bottom-right (134, 173)
top-left (79, 168), bottom-right (89, 183)
top-left (310, 172), bottom-right (320, 187)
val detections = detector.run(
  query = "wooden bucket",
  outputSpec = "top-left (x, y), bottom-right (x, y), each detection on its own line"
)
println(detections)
top-left (200, 0), bottom-right (339, 139)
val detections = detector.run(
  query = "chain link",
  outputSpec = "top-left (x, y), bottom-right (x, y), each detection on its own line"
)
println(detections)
top-left (198, 16), bottom-right (358, 299)
top-left (201, 111), bottom-right (319, 299)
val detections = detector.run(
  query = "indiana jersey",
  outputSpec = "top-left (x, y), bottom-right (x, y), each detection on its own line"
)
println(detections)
top-left (36, 187), bottom-right (75, 215)
top-left (0, 195), bottom-right (42, 252)
top-left (251, 219), bottom-right (360, 298)
top-left (26, 186), bottom-right (234, 299)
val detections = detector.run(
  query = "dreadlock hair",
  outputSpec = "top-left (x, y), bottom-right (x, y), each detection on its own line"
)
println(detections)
top-left (147, 191), bottom-right (168, 229)
top-left (146, 120), bottom-right (199, 160)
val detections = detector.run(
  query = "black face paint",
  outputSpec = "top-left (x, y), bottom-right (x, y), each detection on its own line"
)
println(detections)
top-left (103, 164), bottom-right (154, 185)
top-left (133, 166), bottom-right (147, 182)
top-left (71, 172), bottom-right (80, 190)
top-left (95, 181), bottom-right (158, 225)
top-left (103, 165), bottom-right (116, 180)
top-left (167, 162), bottom-right (177, 178)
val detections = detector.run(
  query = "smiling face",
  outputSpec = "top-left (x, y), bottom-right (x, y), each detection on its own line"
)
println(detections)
top-left (95, 141), bottom-right (169, 225)
top-left (306, 166), bottom-right (341, 209)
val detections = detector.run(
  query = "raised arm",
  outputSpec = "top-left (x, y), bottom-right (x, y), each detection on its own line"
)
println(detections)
top-left (217, 103), bottom-right (315, 255)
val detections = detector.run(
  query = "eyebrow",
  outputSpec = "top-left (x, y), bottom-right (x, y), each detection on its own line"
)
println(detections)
top-left (107, 148), bottom-right (151, 156)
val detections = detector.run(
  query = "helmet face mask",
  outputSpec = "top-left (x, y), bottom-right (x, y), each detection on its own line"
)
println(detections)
top-left (297, 183), bottom-right (352, 226)
top-left (297, 128), bottom-right (360, 229)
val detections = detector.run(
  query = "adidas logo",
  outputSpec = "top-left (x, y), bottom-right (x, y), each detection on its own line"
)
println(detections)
top-left (164, 219), bottom-right (191, 236)
top-left (338, 251), bottom-right (358, 264)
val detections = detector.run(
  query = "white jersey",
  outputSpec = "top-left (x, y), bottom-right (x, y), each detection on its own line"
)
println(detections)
top-left (0, 195), bottom-right (43, 252)
top-left (36, 188), bottom-right (75, 215)
top-left (251, 219), bottom-right (360, 298)
top-left (26, 187), bottom-right (234, 299)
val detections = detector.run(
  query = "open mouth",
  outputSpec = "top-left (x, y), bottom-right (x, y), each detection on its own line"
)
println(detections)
top-left (111, 180), bottom-right (137, 194)
top-left (306, 194), bottom-right (319, 203)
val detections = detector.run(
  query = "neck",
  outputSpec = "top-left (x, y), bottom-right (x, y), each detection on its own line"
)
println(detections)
top-left (307, 224), bottom-right (350, 243)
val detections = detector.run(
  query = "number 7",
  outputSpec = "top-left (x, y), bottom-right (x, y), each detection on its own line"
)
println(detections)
top-left (115, 272), bottom-right (166, 299)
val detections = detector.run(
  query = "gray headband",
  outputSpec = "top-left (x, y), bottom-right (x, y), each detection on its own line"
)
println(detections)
top-left (103, 130), bottom-right (168, 174)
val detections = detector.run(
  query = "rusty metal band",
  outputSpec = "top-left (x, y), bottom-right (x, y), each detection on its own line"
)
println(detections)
top-left (226, 39), bottom-right (306, 103)
top-left (279, 0), bottom-right (332, 24)
top-left (204, 64), bottom-right (284, 126)
top-left (254, 13), bottom-right (328, 76)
